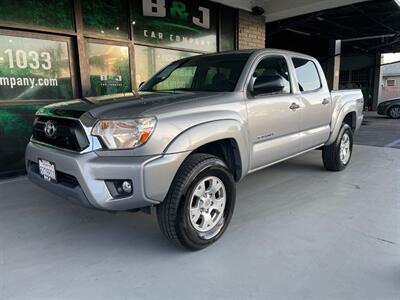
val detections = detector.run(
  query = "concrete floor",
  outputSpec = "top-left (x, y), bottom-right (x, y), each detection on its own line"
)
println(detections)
top-left (355, 112), bottom-right (400, 148)
top-left (0, 145), bottom-right (399, 300)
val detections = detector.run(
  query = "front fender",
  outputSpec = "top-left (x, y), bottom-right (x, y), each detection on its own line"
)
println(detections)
top-left (164, 119), bottom-right (250, 178)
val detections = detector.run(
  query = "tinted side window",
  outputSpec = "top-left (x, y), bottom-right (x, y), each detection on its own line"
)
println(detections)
top-left (292, 58), bottom-right (322, 92)
top-left (253, 56), bottom-right (291, 94)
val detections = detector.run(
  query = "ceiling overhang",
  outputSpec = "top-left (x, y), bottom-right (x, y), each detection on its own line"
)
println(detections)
top-left (212, 0), bottom-right (367, 21)
top-left (266, 0), bottom-right (400, 55)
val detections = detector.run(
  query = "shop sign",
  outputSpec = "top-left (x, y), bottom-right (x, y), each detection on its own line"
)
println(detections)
top-left (133, 0), bottom-right (217, 52)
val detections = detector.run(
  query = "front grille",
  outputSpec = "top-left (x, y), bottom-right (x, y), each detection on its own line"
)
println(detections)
top-left (32, 116), bottom-right (90, 152)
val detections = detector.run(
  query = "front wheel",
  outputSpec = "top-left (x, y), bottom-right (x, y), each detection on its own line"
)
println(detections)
top-left (388, 106), bottom-right (400, 119)
top-left (322, 123), bottom-right (353, 171)
top-left (157, 153), bottom-right (236, 250)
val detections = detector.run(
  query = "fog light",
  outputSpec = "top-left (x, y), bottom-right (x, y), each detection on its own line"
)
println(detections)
top-left (105, 179), bottom-right (133, 199)
top-left (121, 181), bottom-right (132, 194)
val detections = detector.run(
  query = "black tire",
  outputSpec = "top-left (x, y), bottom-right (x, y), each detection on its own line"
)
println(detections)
top-left (157, 153), bottom-right (236, 250)
top-left (388, 106), bottom-right (400, 119)
top-left (322, 123), bottom-right (353, 171)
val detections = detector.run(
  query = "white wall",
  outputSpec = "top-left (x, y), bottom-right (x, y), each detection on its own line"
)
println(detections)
top-left (381, 76), bottom-right (400, 102)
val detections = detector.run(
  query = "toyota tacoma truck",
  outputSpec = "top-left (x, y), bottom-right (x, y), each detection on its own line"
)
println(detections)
top-left (26, 49), bottom-right (364, 250)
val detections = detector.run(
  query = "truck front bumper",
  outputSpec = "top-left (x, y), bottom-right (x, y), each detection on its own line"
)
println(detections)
top-left (25, 142), bottom-right (188, 211)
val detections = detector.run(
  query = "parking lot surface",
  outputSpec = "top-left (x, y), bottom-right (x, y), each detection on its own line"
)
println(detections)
top-left (0, 145), bottom-right (399, 300)
top-left (355, 112), bottom-right (400, 148)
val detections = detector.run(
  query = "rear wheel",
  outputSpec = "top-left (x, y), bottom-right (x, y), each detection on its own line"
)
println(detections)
top-left (157, 153), bottom-right (236, 250)
top-left (322, 123), bottom-right (353, 171)
top-left (388, 106), bottom-right (400, 119)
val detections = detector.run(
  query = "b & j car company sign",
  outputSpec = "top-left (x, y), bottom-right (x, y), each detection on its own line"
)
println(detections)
top-left (132, 0), bottom-right (217, 52)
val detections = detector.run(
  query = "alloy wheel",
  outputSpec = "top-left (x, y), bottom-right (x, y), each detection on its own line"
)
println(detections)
top-left (189, 176), bottom-right (226, 239)
top-left (339, 132), bottom-right (351, 165)
top-left (389, 107), bottom-right (400, 119)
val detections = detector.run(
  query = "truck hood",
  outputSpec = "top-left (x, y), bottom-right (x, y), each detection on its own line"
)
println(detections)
top-left (36, 91), bottom-right (222, 120)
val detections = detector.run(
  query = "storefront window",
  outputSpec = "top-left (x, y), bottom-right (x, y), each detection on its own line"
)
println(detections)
top-left (220, 7), bottom-right (236, 51)
top-left (0, 0), bottom-right (73, 30)
top-left (132, 0), bottom-right (217, 53)
top-left (135, 45), bottom-right (198, 85)
top-left (0, 35), bottom-right (73, 100)
top-left (82, 0), bottom-right (129, 40)
top-left (87, 42), bottom-right (131, 96)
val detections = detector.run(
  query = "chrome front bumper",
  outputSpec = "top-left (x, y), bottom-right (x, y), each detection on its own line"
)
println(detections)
top-left (26, 142), bottom-right (188, 211)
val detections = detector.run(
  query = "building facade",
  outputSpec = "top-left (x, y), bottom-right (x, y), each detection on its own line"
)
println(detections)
top-left (0, 0), bottom-right (266, 177)
top-left (380, 62), bottom-right (400, 102)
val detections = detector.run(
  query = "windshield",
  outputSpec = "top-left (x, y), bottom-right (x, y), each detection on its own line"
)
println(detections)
top-left (140, 54), bottom-right (250, 92)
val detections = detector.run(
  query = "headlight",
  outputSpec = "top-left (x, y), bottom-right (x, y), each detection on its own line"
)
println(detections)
top-left (92, 117), bottom-right (156, 149)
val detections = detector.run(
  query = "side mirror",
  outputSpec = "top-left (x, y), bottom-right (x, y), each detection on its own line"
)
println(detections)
top-left (138, 81), bottom-right (145, 89)
top-left (252, 75), bottom-right (285, 95)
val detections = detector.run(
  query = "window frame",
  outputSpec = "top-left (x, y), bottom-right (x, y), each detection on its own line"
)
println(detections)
top-left (85, 38), bottom-right (134, 97)
top-left (291, 57), bottom-right (323, 94)
top-left (386, 79), bottom-right (396, 87)
top-left (0, 28), bottom-right (79, 104)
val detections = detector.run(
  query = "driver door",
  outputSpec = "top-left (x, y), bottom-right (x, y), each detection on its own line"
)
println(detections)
top-left (246, 55), bottom-right (301, 170)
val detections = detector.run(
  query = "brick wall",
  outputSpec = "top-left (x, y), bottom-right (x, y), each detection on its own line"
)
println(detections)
top-left (238, 10), bottom-right (266, 50)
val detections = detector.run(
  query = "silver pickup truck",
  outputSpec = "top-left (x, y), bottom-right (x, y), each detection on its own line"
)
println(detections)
top-left (26, 49), bottom-right (364, 250)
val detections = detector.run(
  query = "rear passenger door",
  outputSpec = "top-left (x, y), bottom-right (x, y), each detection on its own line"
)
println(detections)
top-left (292, 57), bottom-right (332, 150)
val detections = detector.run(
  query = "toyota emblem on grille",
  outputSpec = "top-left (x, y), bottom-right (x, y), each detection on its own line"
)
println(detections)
top-left (44, 120), bottom-right (56, 138)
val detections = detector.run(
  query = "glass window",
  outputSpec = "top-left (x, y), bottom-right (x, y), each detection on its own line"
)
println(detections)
top-left (153, 66), bottom-right (197, 91)
top-left (0, 35), bottom-right (73, 100)
top-left (82, 0), bottom-right (129, 39)
top-left (387, 79), bottom-right (396, 87)
top-left (0, 0), bottom-right (73, 30)
top-left (132, 0), bottom-right (218, 53)
top-left (87, 42), bottom-right (131, 96)
top-left (134, 45), bottom-right (198, 86)
top-left (141, 54), bottom-right (250, 92)
top-left (253, 56), bottom-right (291, 94)
top-left (292, 58), bottom-right (322, 92)
top-left (220, 7), bottom-right (236, 51)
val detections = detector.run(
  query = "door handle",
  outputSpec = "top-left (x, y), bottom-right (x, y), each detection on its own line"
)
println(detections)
top-left (322, 98), bottom-right (330, 105)
top-left (289, 103), bottom-right (300, 110)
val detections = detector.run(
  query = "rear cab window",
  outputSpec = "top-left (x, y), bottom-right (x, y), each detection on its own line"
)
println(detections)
top-left (292, 58), bottom-right (322, 92)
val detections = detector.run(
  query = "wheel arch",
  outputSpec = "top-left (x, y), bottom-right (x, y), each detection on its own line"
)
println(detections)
top-left (343, 111), bottom-right (356, 131)
top-left (191, 138), bottom-right (242, 181)
top-left (326, 103), bottom-right (357, 145)
top-left (164, 119), bottom-right (250, 181)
